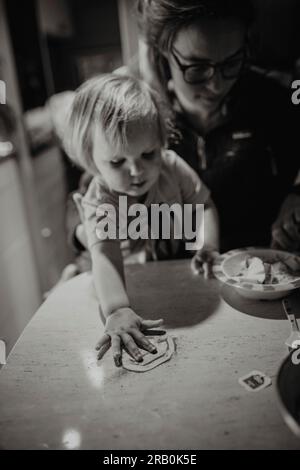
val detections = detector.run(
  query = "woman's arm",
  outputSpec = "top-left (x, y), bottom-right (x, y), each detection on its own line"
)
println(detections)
top-left (271, 190), bottom-right (300, 252)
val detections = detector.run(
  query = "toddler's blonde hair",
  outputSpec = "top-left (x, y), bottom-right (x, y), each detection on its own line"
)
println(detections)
top-left (64, 73), bottom-right (166, 174)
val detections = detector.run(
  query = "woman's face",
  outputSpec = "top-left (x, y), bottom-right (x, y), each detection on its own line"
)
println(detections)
top-left (168, 18), bottom-right (246, 115)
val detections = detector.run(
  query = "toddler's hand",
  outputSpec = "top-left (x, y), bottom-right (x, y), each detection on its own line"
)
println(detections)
top-left (191, 248), bottom-right (219, 279)
top-left (72, 192), bottom-right (84, 222)
top-left (72, 193), bottom-right (88, 248)
top-left (75, 223), bottom-right (87, 249)
top-left (95, 307), bottom-right (164, 367)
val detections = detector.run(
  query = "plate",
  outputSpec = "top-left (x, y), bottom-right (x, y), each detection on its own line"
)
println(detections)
top-left (213, 248), bottom-right (300, 300)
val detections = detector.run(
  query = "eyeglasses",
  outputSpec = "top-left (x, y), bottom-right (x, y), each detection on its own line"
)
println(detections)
top-left (171, 47), bottom-right (247, 85)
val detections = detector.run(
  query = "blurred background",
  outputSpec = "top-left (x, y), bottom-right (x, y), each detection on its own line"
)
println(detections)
top-left (0, 0), bottom-right (300, 355)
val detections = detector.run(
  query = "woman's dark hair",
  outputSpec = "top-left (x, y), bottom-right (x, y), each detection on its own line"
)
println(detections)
top-left (137, 0), bottom-right (254, 51)
top-left (136, 0), bottom-right (255, 93)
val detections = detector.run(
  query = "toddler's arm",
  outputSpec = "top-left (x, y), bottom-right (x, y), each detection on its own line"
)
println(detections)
top-left (91, 241), bottom-right (163, 367)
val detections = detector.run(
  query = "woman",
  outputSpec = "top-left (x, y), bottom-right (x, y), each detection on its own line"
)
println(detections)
top-left (67, 0), bottom-right (300, 259)
top-left (135, 0), bottom-right (300, 252)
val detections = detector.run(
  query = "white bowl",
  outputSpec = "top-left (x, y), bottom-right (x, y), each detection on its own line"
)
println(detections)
top-left (213, 248), bottom-right (300, 300)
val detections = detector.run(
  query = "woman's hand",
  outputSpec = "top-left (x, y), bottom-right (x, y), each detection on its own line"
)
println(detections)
top-left (95, 307), bottom-right (164, 367)
top-left (191, 247), bottom-right (219, 279)
top-left (271, 194), bottom-right (300, 252)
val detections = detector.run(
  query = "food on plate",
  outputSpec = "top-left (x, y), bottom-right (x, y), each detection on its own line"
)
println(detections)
top-left (233, 255), bottom-right (300, 285)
